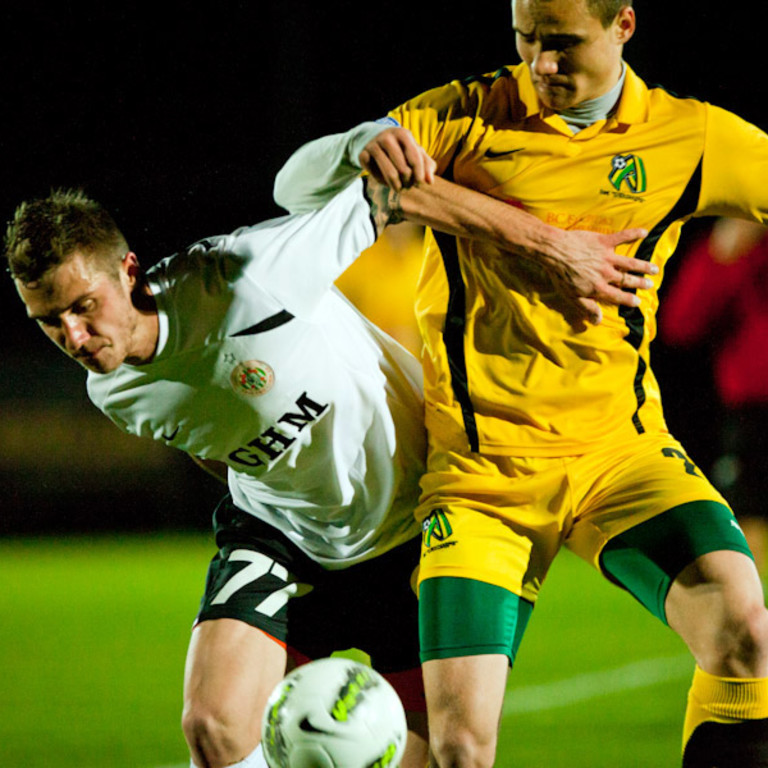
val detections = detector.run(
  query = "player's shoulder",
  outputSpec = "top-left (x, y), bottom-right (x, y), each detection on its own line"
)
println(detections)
top-left (642, 78), bottom-right (712, 123)
top-left (397, 63), bottom-right (526, 122)
top-left (141, 233), bottom-right (251, 323)
top-left (643, 81), bottom-right (758, 143)
top-left (155, 220), bottom-right (285, 287)
top-left (460, 64), bottom-right (521, 93)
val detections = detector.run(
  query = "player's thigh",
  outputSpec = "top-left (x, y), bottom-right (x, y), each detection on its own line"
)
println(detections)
top-left (418, 448), bottom-right (574, 605)
top-left (567, 434), bottom-right (753, 625)
top-left (185, 497), bottom-right (316, 732)
top-left (290, 536), bottom-right (425, 714)
top-left (183, 617), bottom-right (287, 729)
top-left (419, 574), bottom-right (533, 666)
top-left (665, 549), bottom-right (768, 676)
top-left (422, 653), bottom-right (509, 755)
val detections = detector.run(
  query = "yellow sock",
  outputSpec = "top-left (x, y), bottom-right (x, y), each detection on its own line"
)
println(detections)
top-left (684, 665), bottom-right (768, 752)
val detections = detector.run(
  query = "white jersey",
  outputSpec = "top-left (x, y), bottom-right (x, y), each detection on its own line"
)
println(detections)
top-left (87, 181), bottom-right (426, 567)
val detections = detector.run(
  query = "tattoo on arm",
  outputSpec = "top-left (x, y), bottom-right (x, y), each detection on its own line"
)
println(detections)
top-left (364, 177), bottom-right (405, 235)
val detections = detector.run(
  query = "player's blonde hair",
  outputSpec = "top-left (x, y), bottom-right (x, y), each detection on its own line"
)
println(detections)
top-left (587, 0), bottom-right (633, 27)
top-left (4, 188), bottom-right (129, 285)
top-left (517, 0), bottom-right (632, 28)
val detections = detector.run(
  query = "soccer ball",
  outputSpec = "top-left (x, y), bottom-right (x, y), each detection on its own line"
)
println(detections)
top-left (261, 657), bottom-right (408, 768)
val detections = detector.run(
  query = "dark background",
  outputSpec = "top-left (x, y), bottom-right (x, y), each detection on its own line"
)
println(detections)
top-left (1, 2), bottom-right (761, 534)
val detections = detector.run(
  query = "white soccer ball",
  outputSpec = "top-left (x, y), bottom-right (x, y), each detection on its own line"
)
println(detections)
top-left (261, 657), bottom-right (408, 768)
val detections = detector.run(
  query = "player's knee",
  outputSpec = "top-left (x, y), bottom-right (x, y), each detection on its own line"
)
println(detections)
top-left (711, 599), bottom-right (768, 677)
top-left (430, 725), bottom-right (497, 768)
top-left (722, 601), bottom-right (768, 677)
top-left (182, 700), bottom-right (254, 768)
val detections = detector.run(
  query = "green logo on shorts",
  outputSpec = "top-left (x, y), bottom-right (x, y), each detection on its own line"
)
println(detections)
top-left (423, 509), bottom-right (453, 548)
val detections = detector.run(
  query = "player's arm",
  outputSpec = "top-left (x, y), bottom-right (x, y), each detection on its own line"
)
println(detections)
top-left (274, 122), bottom-right (396, 214)
top-left (365, 169), bottom-right (652, 326)
top-left (277, 124), bottom-right (653, 324)
top-left (699, 105), bottom-right (768, 224)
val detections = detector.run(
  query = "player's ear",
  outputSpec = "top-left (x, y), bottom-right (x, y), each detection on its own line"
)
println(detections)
top-left (614, 6), bottom-right (636, 44)
top-left (122, 251), bottom-right (141, 288)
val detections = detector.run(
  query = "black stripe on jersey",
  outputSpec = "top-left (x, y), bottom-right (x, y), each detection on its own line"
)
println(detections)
top-left (619, 157), bottom-right (704, 434)
top-left (231, 310), bottom-right (294, 337)
top-left (434, 230), bottom-right (480, 453)
top-left (462, 67), bottom-right (514, 88)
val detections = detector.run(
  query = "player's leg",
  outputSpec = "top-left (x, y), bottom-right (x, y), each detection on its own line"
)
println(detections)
top-left (419, 576), bottom-right (533, 768)
top-left (373, 667), bottom-right (429, 767)
top-left (286, 537), bottom-right (430, 768)
top-left (401, 710), bottom-right (429, 768)
top-left (183, 618), bottom-right (287, 768)
top-left (568, 436), bottom-right (768, 766)
top-left (603, 509), bottom-right (768, 766)
top-left (422, 654), bottom-right (509, 768)
top-left (666, 548), bottom-right (768, 766)
top-left (416, 450), bottom-right (566, 768)
top-left (182, 496), bottom-right (314, 768)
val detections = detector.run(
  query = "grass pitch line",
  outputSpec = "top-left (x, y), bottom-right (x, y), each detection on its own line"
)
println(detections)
top-left (503, 653), bottom-right (691, 715)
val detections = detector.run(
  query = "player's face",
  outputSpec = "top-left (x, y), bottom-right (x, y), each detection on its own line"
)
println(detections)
top-left (513, 0), bottom-right (635, 111)
top-left (16, 250), bottom-right (156, 373)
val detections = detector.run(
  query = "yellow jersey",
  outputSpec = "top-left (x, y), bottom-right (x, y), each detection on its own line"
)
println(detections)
top-left (388, 63), bottom-right (768, 456)
top-left (335, 223), bottom-right (424, 357)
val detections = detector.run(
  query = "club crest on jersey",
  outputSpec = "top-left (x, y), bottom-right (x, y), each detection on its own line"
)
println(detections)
top-left (230, 360), bottom-right (275, 396)
top-left (608, 153), bottom-right (647, 194)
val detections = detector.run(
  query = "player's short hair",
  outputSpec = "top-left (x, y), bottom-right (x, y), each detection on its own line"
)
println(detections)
top-left (4, 188), bottom-right (129, 285)
top-left (586, 0), bottom-right (633, 27)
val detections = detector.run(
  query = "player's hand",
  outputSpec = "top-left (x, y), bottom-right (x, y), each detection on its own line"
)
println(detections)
top-left (548, 227), bottom-right (655, 328)
top-left (359, 127), bottom-right (436, 191)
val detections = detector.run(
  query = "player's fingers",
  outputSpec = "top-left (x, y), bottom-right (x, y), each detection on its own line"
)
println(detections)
top-left (399, 138), bottom-right (436, 185)
top-left (375, 131), bottom-right (421, 185)
top-left (399, 136), bottom-right (429, 185)
top-left (578, 297), bottom-right (603, 326)
top-left (423, 151), bottom-right (437, 184)
top-left (611, 270), bottom-right (654, 291)
top-left (359, 152), bottom-right (386, 187)
top-left (361, 146), bottom-right (406, 191)
top-left (605, 227), bottom-right (649, 247)
top-left (599, 282), bottom-right (642, 308)
top-left (612, 253), bottom-right (659, 276)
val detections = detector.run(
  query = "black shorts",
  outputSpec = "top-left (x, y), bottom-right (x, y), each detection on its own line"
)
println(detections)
top-left (196, 496), bottom-right (424, 709)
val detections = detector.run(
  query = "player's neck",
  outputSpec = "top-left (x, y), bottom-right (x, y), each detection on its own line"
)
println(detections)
top-left (559, 61), bottom-right (626, 133)
top-left (128, 283), bottom-right (160, 365)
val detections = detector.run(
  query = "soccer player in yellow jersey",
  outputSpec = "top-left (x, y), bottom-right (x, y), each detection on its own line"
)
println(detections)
top-left (275, 1), bottom-right (768, 766)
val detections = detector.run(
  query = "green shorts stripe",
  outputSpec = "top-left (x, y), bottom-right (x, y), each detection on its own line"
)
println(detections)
top-left (600, 500), bottom-right (753, 625)
top-left (419, 576), bottom-right (533, 664)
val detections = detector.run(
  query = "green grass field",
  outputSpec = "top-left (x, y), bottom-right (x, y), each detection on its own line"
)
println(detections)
top-left (0, 534), bottom-right (693, 767)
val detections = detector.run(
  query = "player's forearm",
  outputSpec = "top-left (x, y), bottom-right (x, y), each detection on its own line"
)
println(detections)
top-left (387, 177), bottom-right (654, 319)
top-left (394, 176), bottom-right (576, 263)
top-left (274, 122), bottom-right (389, 214)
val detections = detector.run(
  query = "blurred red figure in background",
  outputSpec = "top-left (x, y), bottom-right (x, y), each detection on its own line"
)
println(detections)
top-left (662, 218), bottom-right (768, 571)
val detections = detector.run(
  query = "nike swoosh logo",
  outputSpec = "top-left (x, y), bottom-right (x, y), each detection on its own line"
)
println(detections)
top-left (231, 310), bottom-right (294, 337)
top-left (299, 716), bottom-right (328, 734)
top-left (162, 426), bottom-right (180, 441)
top-left (485, 148), bottom-right (524, 158)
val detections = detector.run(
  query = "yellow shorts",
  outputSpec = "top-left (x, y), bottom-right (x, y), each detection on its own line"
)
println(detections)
top-left (417, 433), bottom-right (732, 604)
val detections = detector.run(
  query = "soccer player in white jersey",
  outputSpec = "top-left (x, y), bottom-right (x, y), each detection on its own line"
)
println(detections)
top-left (6, 140), bottom-right (652, 767)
